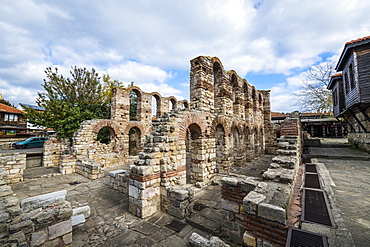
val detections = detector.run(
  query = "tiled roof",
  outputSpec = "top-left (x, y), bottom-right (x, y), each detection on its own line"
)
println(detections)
top-left (271, 112), bottom-right (286, 118)
top-left (331, 73), bottom-right (342, 77)
top-left (301, 112), bottom-right (332, 117)
top-left (345, 35), bottom-right (370, 45)
top-left (0, 103), bottom-right (24, 114)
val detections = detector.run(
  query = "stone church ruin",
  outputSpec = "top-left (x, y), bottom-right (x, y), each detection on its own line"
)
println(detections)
top-left (1, 56), bottom-right (309, 246)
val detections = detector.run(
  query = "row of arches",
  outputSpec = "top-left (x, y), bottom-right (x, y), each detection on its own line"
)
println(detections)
top-left (213, 60), bottom-right (265, 115)
top-left (96, 125), bottom-right (142, 156)
top-left (129, 88), bottom-right (189, 122)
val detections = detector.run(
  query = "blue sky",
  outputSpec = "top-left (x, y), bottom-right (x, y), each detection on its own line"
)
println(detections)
top-left (1, 0), bottom-right (370, 112)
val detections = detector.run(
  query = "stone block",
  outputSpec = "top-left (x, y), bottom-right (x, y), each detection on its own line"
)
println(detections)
top-left (221, 177), bottom-right (239, 187)
top-left (243, 231), bottom-right (256, 247)
top-left (20, 190), bottom-right (67, 213)
top-left (258, 203), bottom-right (286, 225)
top-left (72, 214), bottom-right (85, 226)
top-left (10, 220), bottom-right (34, 234)
top-left (31, 230), bottom-right (47, 247)
top-left (48, 219), bottom-right (72, 240)
top-left (222, 200), bottom-right (240, 213)
top-left (0, 185), bottom-right (13, 197)
top-left (72, 205), bottom-right (90, 218)
top-left (169, 186), bottom-right (189, 201)
top-left (243, 191), bottom-right (266, 215)
top-left (129, 185), bottom-right (139, 199)
top-left (63, 232), bottom-right (73, 245)
top-left (168, 205), bottom-right (185, 219)
top-left (189, 232), bottom-right (209, 247)
top-left (241, 177), bottom-right (258, 192)
top-left (108, 169), bottom-right (126, 178)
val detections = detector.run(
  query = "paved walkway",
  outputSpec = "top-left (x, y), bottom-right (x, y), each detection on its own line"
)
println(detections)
top-left (10, 172), bottom-right (227, 247)
top-left (9, 138), bottom-right (370, 246)
top-left (308, 139), bottom-right (370, 247)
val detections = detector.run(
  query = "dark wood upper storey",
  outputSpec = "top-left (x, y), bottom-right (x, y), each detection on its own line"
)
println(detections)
top-left (328, 36), bottom-right (370, 118)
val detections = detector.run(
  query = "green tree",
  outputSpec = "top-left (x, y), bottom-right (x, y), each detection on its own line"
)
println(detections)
top-left (296, 61), bottom-right (335, 113)
top-left (22, 67), bottom-right (109, 140)
top-left (0, 97), bottom-right (14, 107)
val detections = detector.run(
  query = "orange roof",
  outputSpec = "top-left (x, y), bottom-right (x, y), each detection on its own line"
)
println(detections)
top-left (345, 35), bottom-right (370, 45)
top-left (0, 103), bottom-right (24, 114)
top-left (331, 72), bottom-right (342, 77)
top-left (271, 112), bottom-right (286, 118)
top-left (301, 112), bottom-right (332, 117)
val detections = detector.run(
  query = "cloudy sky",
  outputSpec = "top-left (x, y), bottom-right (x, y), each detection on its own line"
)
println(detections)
top-left (1, 0), bottom-right (369, 112)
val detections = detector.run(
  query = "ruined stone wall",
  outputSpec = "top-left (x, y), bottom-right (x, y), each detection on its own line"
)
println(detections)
top-left (0, 153), bottom-right (26, 184)
top-left (0, 163), bottom-right (73, 246)
top-left (220, 112), bottom-right (302, 246)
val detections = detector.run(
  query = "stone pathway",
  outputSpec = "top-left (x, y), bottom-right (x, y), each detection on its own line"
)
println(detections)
top-left (307, 139), bottom-right (370, 247)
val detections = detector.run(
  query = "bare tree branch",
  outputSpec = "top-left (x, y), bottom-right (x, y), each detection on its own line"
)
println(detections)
top-left (295, 61), bottom-right (335, 113)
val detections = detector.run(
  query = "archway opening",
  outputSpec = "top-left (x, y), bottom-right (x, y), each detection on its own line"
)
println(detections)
top-left (169, 98), bottom-right (177, 111)
top-left (213, 62), bottom-right (222, 113)
top-left (185, 123), bottom-right (202, 184)
top-left (215, 124), bottom-right (226, 173)
top-left (152, 95), bottom-right (161, 121)
top-left (129, 127), bottom-right (141, 156)
top-left (97, 126), bottom-right (114, 144)
top-left (130, 89), bottom-right (141, 121)
top-left (232, 127), bottom-right (241, 167)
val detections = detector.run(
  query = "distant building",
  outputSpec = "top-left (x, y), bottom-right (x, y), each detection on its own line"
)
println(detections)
top-left (271, 112), bottom-right (346, 138)
top-left (19, 104), bottom-right (46, 133)
top-left (328, 35), bottom-right (370, 151)
top-left (0, 103), bottom-right (27, 135)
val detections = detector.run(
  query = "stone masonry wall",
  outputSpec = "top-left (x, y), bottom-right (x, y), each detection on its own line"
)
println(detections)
top-left (0, 162), bottom-right (73, 246)
top-left (221, 112), bottom-right (302, 246)
top-left (0, 152), bottom-right (26, 184)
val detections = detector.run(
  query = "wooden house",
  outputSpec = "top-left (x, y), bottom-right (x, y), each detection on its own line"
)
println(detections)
top-left (0, 103), bottom-right (27, 135)
top-left (328, 36), bottom-right (370, 151)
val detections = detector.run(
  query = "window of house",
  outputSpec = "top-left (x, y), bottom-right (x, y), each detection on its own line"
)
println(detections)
top-left (349, 63), bottom-right (355, 90)
top-left (333, 88), bottom-right (338, 106)
top-left (344, 72), bottom-right (349, 94)
top-left (4, 114), bottom-right (18, 121)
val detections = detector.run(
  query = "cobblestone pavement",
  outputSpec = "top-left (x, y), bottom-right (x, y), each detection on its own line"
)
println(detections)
top-left (10, 172), bottom-right (230, 246)
top-left (308, 139), bottom-right (370, 247)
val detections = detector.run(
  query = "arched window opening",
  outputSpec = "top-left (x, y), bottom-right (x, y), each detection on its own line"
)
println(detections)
top-left (169, 98), bottom-right (177, 111)
top-left (215, 124), bottom-right (226, 173)
top-left (231, 74), bottom-right (239, 115)
top-left (232, 127), bottom-right (241, 166)
top-left (152, 95), bottom-right (160, 121)
top-left (97, 126), bottom-right (114, 144)
top-left (213, 62), bottom-right (222, 113)
top-left (252, 88), bottom-right (256, 109)
top-left (183, 101), bottom-right (189, 109)
top-left (129, 127), bottom-right (141, 156)
top-left (130, 89), bottom-right (141, 121)
top-left (185, 123), bottom-right (202, 184)
top-left (254, 128), bottom-right (259, 152)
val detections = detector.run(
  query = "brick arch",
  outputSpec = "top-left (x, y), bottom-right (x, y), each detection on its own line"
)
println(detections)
top-left (126, 86), bottom-right (144, 96)
top-left (210, 116), bottom-right (230, 137)
top-left (231, 120), bottom-right (243, 135)
top-left (179, 113), bottom-right (207, 141)
top-left (168, 96), bottom-right (178, 110)
top-left (124, 122), bottom-right (146, 136)
top-left (92, 119), bottom-right (121, 136)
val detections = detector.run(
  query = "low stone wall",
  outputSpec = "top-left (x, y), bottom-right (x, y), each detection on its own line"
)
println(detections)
top-left (0, 152), bottom-right (26, 184)
top-left (0, 137), bottom-right (25, 150)
top-left (348, 133), bottom-right (370, 153)
top-left (76, 158), bottom-right (104, 180)
top-left (163, 185), bottom-right (194, 219)
top-left (0, 174), bottom-right (73, 247)
top-left (109, 170), bottom-right (129, 194)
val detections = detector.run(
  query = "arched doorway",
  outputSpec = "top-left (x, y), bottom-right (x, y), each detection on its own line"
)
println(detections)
top-left (130, 89), bottom-right (141, 121)
top-left (185, 123), bottom-right (201, 184)
top-left (129, 127), bottom-right (141, 156)
top-left (215, 124), bottom-right (226, 173)
top-left (232, 127), bottom-right (241, 167)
